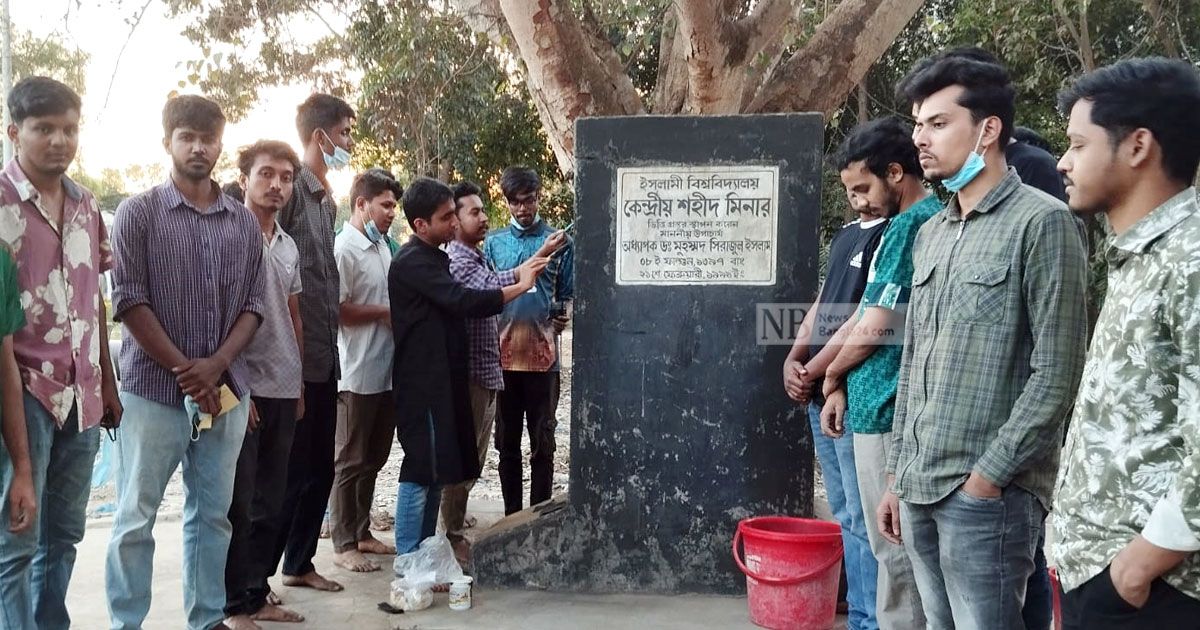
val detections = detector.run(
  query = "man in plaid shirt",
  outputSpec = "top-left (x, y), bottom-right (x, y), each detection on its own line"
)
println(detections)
top-left (438, 182), bottom-right (563, 551)
top-left (878, 53), bottom-right (1089, 629)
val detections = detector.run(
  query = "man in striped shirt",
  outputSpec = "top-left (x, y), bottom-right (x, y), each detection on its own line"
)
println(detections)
top-left (107, 95), bottom-right (264, 630)
top-left (438, 182), bottom-right (561, 554)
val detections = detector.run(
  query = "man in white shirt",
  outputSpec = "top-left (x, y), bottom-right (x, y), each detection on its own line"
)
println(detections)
top-left (330, 169), bottom-right (401, 572)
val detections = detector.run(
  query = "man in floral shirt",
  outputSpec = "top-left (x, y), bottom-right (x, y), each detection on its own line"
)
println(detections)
top-left (1050, 58), bottom-right (1200, 627)
top-left (0, 76), bottom-right (122, 629)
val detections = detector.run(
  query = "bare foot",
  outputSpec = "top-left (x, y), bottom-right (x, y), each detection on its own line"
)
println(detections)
top-left (432, 583), bottom-right (451, 593)
top-left (357, 535), bottom-right (396, 555)
top-left (282, 570), bottom-right (344, 592)
top-left (318, 519), bottom-right (331, 539)
top-left (265, 589), bottom-right (283, 606)
top-left (223, 615), bottom-right (260, 630)
top-left (250, 604), bottom-right (305, 623)
top-left (333, 549), bottom-right (380, 572)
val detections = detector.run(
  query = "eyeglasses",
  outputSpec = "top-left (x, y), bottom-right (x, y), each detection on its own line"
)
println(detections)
top-left (506, 194), bottom-right (539, 209)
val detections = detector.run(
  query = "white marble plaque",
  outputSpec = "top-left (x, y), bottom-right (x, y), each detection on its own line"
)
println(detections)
top-left (615, 166), bottom-right (779, 285)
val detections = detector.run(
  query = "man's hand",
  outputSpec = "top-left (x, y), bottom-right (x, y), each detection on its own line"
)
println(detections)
top-left (960, 471), bottom-right (1002, 499)
top-left (1110, 535), bottom-right (1192, 609)
top-left (782, 360), bottom-right (812, 404)
top-left (536, 230), bottom-right (567, 257)
top-left (551, 315), bottom-right (570, 334)
top-left (516, 256), bottom-right (550, 288)
top-left (198, 389), bottom-right (221, 416)
top-left (877, 481), bottom-right (903, 544)
top-left (7, 470), bottom-right (36, 533)
top-left (296, 391), bottom-right (306, 422)
top-left (247, 401), bottom-right (261, 433)
top-left (101, 382), bottom-right (123, 430)
top-left (820, 389), bottom-right (846, 438)
top-left (174, 357), bottom-right (226, 398)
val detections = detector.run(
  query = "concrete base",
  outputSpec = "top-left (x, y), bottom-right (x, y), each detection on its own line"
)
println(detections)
top-left (66, 513), bottom-right (853, 629)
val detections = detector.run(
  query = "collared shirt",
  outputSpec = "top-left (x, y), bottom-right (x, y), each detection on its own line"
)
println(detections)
top-left (845, 195), bottom-right (941, 434)
top-left (334, 225), bottom-right (393, 394)
top-left (111, 179), bottom-right (266, 407)
top-left (447, 239), bottom-right (515, 391)
top-left (243, 222), bottom-right (303, 399)
top-left (886, 169), bottom-right (1089, 510)
top-left (279, 166), bottom-right (340, 383)
top-left (0, 159), bottom-right (113, 429)
top-left (482, 219), bottom-right (573, 372)
top-left (1049, 188), bottom-right (1200, 600)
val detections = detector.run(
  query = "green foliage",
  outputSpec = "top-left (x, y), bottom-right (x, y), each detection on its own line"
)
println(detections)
top-left (12, 29), bottom-right (89, 95)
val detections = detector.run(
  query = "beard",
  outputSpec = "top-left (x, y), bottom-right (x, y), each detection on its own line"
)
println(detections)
top-left (173, 155), bottom-right (215, 181)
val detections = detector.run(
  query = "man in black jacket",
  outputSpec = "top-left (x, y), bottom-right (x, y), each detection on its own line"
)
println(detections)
top-left (388, 177), bottom-right (548, 555)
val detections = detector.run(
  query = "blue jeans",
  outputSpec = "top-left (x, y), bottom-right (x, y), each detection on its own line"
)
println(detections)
top-left (1023, 529), bottom-right (1053, 630)
top-left (809, 402), bottom-right (877, 630)
top-left (899, 485), bottom-right (1044, 630)
top-left (394, 482), bottom-right (441, 555)
top-left (106, 392), bottom-right (248, 630)
top-left (395, 412), bottom-right (441, 555)
top-left (0, 392), bottom-right (98, 630)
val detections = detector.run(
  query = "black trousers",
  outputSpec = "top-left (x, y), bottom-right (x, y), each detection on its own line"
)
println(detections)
top-left (496, 370), bottom-right (558, 515)
top-left (1062, 566), bottom-right (1200, 629)
top-left (225, 397), bottom-right (298, 616)
top-left (268, 376), bottom-right (338, 578)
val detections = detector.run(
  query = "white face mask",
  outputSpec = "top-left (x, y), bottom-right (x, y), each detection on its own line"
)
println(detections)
top-left (319, 129), bottom-right (352, 170)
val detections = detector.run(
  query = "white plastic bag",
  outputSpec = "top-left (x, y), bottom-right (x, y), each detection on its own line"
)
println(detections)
top-left (392, 534), bottom-right (464, 584)
top-left (389, 569), bottom-right (436, 611)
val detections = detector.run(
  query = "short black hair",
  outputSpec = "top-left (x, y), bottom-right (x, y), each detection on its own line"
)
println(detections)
top-left (237, 140), bottom-right (300, 176)
top-left (1058, 57), bottom-right (1200, 184)
top-left (500, 167), bottom-right (540, 200)
top-left (7, 76), bottom-right (81, 124)
top-left (899, 54), bottom-right (1016, 145)
top-left (1012, 126), bottom-right (1055, 154)
top-left (834, 116), bottom-right (921, 179)
top-left (221, 181), bottom-right (244, 203)
top-left (350, 168), bottom-right (403, 206)
top-left (296, 94), bottom-right (355, 145)
top-left (402, 177), bottom-right (453, 228)
top-left (452, 181), bottom-right (482, 209)
top-left (162, 95), bottom-right (225, 138)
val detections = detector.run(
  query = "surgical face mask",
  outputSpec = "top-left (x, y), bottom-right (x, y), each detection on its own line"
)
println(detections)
top-left (364, 218), bottom-right (383, 243)
top-left (941, 125), bottom-right (988, 193)
top-left (362, 218), bottom-right (381, 243)
top-left (510, 214), bottom-right (540, 232)
top-left (319, 129), bottom-right (352, 170)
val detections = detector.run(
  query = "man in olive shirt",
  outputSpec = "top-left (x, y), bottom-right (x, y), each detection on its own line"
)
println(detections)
top-left (269, 93), bottom-right (356, 595)
top-left (1050, 58), bottom-right (1200, 628)
top-left (878, 54), bottom-right (1088, 629)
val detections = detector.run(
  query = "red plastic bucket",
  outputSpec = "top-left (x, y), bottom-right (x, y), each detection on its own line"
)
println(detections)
top-left (733, 516), bottom-right (843, 630)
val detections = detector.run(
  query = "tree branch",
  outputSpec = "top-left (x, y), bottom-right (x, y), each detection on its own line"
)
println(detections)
top-left (746, 0), bottom-right (925, 115)
top-left (651, 4), bottom-right (688, 113)
top-left (674, 0), bottom-right (734, 113)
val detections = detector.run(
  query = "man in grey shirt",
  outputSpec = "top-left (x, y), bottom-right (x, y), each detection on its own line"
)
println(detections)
top-left (267, 94), bottom-right (355, 595)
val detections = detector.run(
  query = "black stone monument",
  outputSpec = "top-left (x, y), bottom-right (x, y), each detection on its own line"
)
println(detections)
top-left (472, 113), bottom-right (823, 594)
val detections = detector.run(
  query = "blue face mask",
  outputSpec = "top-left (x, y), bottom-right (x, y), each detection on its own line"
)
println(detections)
top-left (364, 219), bottom-right (383, 243)
top-left (941, 125), bottom-right (988, 193)
top-left (320, 130), bottom-right (352, 170)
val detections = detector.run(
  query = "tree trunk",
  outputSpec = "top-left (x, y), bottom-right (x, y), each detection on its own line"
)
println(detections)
top-left (495, 0), bottom-right (644, 174)
top-left (454, 0), bottom-right (928, 173)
